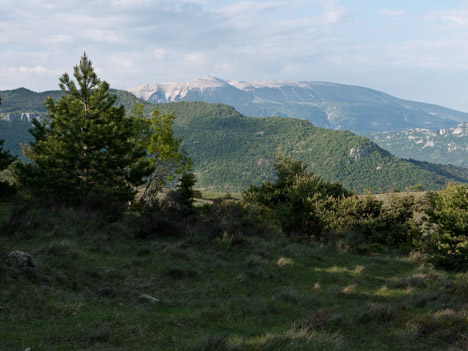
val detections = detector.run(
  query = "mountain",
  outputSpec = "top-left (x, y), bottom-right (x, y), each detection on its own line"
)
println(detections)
top-left (0, 88), bottom-right (154, 159)
top-left (127, 77), bottom-right (468, 134)
top-left (0, 87), bottom-right (64, 114)
top-left (1, 88), bottom-right (467, 193)
top-left (0, 88), bottom-right (149, 115)
top-left (369, 123), bottom-right (468, 168)
top-left (156, 101), bottom-right (467, 192)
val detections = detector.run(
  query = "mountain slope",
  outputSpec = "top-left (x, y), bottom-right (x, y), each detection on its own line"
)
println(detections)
top-left (1, 89), bottom-right (466, 193)
top-left (154, 101), bottom-right (459, 192)
top-left (369, 123), bottom-right (468, 168)
top-left (127, 77), bottom-right (468, 134)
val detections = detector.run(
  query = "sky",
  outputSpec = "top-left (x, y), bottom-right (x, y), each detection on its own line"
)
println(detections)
top-left (1, 0), bottom-right (468, 111)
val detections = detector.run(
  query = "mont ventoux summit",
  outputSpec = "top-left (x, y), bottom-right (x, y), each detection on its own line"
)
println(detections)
top-left (127, 76), bottom-right (468, 134)
top-left (2, 76), bottom-right (468, 192)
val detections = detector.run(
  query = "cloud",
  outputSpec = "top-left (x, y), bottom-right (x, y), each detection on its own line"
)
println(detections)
top-left (2, 0), bottom-right (468, 110)
top-left (18, 66), bottom-right (48, 74)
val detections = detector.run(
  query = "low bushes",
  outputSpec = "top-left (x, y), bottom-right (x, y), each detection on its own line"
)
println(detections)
top-left (136, 190), bottom-right (278, 240)
top-left (243, 154), bottom-right (420, 251)
top-left (243, 155), bottom-right (467, 270)
top-left (324, 194), bottom-right (420, 249)
top-left (423, 183), bottom-right (468, 270)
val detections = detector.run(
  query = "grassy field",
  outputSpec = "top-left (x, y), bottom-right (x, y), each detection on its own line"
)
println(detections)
top-left (0, 204), bottom-right (467, 351)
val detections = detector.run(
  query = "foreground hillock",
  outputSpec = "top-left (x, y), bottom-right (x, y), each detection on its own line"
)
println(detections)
top-left (0, 199), bottom-right (467, 351)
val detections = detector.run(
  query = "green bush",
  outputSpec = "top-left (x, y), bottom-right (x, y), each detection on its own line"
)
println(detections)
top-left (424, 183), bottom-right (468, 270)
top-left (243, 154), bottom-right (350, 237)
top-left (323, 194), bottom-right (420, 250)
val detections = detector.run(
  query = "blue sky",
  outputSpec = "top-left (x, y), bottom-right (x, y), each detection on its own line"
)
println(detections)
top-left (1, 0), bottom-right (468, 111)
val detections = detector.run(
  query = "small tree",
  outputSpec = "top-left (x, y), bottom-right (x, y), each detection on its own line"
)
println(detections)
top-left (16, 54), bottom-right (151, 206)
top-left (0, 140), bottom-right (16, 173)
top-left (132, 104), bottom-right (191, 204)
top-left (0, 96), bottom-right (18, 199)
top-left (176, 172), bottom-right (201, 208)
top-left (0, 96), bottom-right (14, 170)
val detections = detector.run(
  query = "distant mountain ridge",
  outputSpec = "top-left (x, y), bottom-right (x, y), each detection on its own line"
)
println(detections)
top-left (369, 122), bottom-right (468, 168)
top-left (127, 77), bottom-right (468, 134)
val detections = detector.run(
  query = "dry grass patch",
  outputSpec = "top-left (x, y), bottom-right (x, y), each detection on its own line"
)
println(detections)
top-left (277, 257), bottom-right (294, 267)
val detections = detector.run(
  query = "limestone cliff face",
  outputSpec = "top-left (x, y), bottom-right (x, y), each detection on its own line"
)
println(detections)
top-left (369, 122), bottom-right (468, 168)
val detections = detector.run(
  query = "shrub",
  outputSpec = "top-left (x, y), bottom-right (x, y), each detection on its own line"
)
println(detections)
top-left (0, 139), bottom-right (17, 200)
top-left (322, 194), bottom-right (419, 249)
top-left (244, 154), bottom-right (421, 250)
top-left (424, 183), bottom-right (468, 270)
top-left (135, 200), bottom-right (187, 239)
top-left (243, 154), bottom-right (350, 237)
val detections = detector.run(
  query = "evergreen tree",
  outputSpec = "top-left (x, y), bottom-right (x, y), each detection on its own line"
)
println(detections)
top-left (0, 96), bottom-right (17, 199)
top-left (16, 54), bottom-right (151, 204)
top-left (0, 139), bottom-right (16, 172)
top-left (176, 172), bottom-right (201, 207)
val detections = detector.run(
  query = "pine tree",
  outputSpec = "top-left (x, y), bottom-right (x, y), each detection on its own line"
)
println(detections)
top-left (16, 54), bottom-right (151, 205)
top-left (0, 96), bottom-right (17, 199)
top-left (0, 140), bottom-right (16, 172)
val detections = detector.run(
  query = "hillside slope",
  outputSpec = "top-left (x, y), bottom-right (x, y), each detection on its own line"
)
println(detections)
top-left (159, 101), bottom-right (457, 192)
top-left (128, 77), bottom-right (468, 134)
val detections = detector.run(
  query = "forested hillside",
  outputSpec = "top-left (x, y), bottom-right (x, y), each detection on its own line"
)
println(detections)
top-left (155, 102), bottom-right (459, 192)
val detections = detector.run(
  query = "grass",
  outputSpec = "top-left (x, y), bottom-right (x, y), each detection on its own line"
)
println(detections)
top-left (199, 191), bottom-right (242, 201)
top-left (0, 204), bottom-right (467, 350)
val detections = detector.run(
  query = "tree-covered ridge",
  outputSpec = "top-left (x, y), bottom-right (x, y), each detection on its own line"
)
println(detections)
top-left (0, 88), bottom-right (64, 113)
top-left (406, 159), bottom-right (468, 183)
top-left (156, 101), bottom-right (459, 192)
top-left (0, 88), bottom-right (151, 115)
